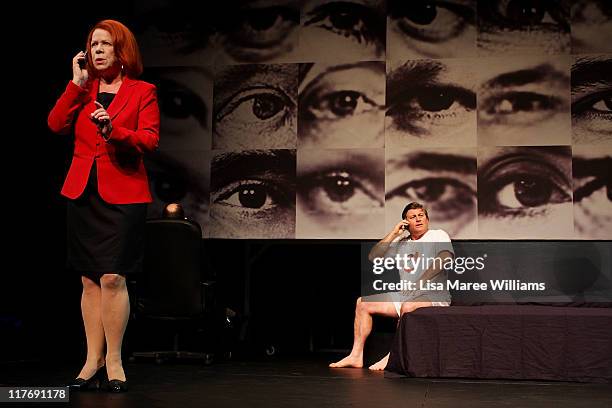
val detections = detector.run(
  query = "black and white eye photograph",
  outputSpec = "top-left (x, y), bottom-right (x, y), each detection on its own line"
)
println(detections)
top-left (207, 0), bottom-right (302, 65)
top-left (477, 0), bottom-right (571, 56)
top-left (477, 55), bottom-right (571, 146)
top-left (209, 149), bottom-right (296, 238)
top-left (571, 55), bottom-right (612, 146)
top-left (386, 0), bottom-right (477, 60)
top-left (385, 58), bottom-right (477, 147)
top-left (213, 64), bottom-right (298, 149)
top-left (132, 1), bottom-right (216, 66)
top-left (298, 0), bottom-right (386, 62)
top-left (146, 150), bottom-right (211, 238)
top-left (477, 146), bottom-right (574, 239)
top-left (142, 66), bottom-right (213, 152)
top-left (571, 0), bottom-right (612, 54)
top-left (572, 145), bottom-right (612, 239)
top-left (296, 148), bottom-right (385, 238)
top-left (385, 147), bottom-right (478, 239)
top-left (298, 61), bottom-right (385, 148)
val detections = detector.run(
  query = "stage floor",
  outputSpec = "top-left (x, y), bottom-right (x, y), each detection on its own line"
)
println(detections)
top-left (3, 356), bottom-right (612, 407)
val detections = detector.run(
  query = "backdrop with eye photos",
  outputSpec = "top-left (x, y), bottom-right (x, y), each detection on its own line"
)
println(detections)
top-left (134, 0), bottom-right (612, 239)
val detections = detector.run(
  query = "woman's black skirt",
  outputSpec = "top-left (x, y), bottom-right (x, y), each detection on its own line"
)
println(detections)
top-left (66, 165), bottom-right (147, 281)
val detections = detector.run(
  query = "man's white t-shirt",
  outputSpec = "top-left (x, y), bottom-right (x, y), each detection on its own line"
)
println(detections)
top-left (388, 229), bottom-right (454, 312)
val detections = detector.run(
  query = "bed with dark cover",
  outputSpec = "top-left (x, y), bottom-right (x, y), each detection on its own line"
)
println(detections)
top-left (384, 304), bottom-right (612, 383)
top-left (384, 241), bottom-right (612, 383)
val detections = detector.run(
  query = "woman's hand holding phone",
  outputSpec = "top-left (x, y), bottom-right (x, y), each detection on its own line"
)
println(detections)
top-left (72, 51), bottom-right (88, 87)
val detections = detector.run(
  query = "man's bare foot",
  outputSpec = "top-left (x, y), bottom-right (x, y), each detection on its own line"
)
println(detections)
top-left (329, 354), bottom-right (363, 368)
top-left (368, 353), bottom-right (389, 371)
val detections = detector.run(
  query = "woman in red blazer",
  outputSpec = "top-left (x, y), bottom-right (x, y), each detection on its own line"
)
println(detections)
top-left (48, 20), bottom-right (159, 393)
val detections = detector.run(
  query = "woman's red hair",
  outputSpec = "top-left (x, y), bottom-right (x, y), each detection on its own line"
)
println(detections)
top-left (86, 19), bottom-right (143, 79)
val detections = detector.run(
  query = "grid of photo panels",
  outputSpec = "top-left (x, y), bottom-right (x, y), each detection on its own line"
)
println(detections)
top-left (134, 0), bottom-right (611, 239)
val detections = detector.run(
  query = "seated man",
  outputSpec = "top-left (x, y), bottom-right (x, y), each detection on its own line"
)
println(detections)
top-left (329, 201), bottom-right (454, 370)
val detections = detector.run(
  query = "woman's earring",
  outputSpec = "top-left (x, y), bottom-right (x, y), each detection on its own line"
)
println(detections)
top-left (121, 64), bottom-right (124, 72)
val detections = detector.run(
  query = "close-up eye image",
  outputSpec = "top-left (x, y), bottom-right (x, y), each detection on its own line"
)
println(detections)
top-left (209, 150), bottom-right (296, 238)
top-left (478, 146), bottom-right (574, 239)
top-left (385, 58), bottom-right (477, 147)
top-left (571, 0), bottom-right (612, 54)
top-left (477, 0), bottom-right (571, 56)
top-left (142, 67), bottom-right (213, 152)
top-left (213, 64), bottom-right (298, 149)
top-left (208, 0), bottom-right (302, 64)
top-left (571, 55), bottom-right (612, 146)
top-left (296, 149), bottom-right (385, 238)
top-left (298, 62), bottom-right (385, 148)
top-left (572, 146), bottom-right (612, 239)
top-left (132, 0), bottom-right (216, 66)
top-left (478, 55), bottom-right (571, 146)
top-left (299, 0), bottom-right (386, 62)
top-left (146, 150), bottom-right (211, 237)
top-left (386, 0), bottom-right (477, 60)
top-left (385, 147), bottom-right (478, 238)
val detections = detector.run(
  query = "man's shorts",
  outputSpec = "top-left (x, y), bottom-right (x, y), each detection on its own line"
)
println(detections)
top-left (392, 290), bottom-right (451, 316)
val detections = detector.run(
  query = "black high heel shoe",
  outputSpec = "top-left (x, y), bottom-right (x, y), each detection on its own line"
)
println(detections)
top-left (107, 379), bottom-right (128, 393)
top-left (68, 366), bottom-right (106, 391)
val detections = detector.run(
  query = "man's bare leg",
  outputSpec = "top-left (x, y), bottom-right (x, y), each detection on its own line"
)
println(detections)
top-left (329, 298), bottom-right (397, 368)
top-left (368, 301), bottom-right (433, 371)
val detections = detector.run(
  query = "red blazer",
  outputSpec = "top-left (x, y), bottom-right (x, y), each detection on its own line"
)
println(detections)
top-left (48, 77), bottom-right (160, 204)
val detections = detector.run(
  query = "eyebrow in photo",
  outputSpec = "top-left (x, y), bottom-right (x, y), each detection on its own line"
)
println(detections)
top-left (386, 152), bottom-right (476, 175)
top-left (571, 57), bottom-right (612, 92)
top-left (214, 64), bottom-right (296, 113)
top-left (211, 150), bottom-right (296, 192)
top-left (482, 63), bottom-right (569, 90)
top-left (385, 61), bottom-right (476, 133)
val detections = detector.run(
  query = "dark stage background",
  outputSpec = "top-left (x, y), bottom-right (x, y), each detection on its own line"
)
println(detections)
top-left (2, 1), bottom-right (611, 365)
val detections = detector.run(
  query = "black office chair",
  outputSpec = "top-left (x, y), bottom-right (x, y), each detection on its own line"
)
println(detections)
top-left (129, 218), bottom-right (215, 364)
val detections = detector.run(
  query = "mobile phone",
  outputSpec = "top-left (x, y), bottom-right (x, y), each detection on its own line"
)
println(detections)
top-left (78, 51), bottom-right (87, 69)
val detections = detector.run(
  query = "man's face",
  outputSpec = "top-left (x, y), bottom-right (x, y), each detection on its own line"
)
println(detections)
top-left (405, 208), bottom-right (429, 235)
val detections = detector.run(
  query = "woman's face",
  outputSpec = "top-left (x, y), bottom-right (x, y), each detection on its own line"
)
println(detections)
top-left (90, 29), bottom-right (117, 73)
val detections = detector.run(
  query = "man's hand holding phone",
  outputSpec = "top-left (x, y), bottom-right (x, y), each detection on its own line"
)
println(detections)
top-left (392, 219), bottom-right (410, 237)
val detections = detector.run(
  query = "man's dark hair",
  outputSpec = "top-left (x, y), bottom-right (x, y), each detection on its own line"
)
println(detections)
top-left (402, 202), bottom-right (429, 220)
